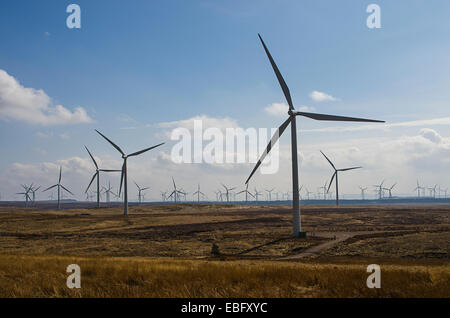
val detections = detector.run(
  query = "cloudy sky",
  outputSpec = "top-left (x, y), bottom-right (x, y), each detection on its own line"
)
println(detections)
top-left (1, 0), bottom-right (450, 201)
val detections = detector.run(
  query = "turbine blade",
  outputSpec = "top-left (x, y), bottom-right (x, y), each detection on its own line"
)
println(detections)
top-left (95, 130), bottom-right (125, 156)
top-left (85, 172), bottom-right (97, 193)
top-left (258, 34), bottom-right (294, 110)
top-left (59, 166), bottom-right (62, 183)
top-left (320, 150), bottom-right (336, 170)
top-left (43, 184), bottom-right (57, 192)
top-left (85, 146), bottom-right (99, 170)
top-left (338, 166), bottom-right (362, 172)
top-left (245, 117), bottom-right (291, 184)
top-left (128, 143), bottom-right (164, 157)
top-left (294, 111), bottom-right (384, 122)
top-left (327, 172), bottom-right (336, 193)
top-left (99, 169), bottom-right (121, 172)
top-left (134, 180), bottom-right (140, 189)
top-left (60, 185), bottom-right (74, 195)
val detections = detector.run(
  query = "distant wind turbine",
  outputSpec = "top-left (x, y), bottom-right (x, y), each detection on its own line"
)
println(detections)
top-left (254, 188), bottom-right (263, 202)
top-left (321, 151), bottom-right (361, 206)
top-left (244, 34), bottom-right (384, 236)
top-left (221, 184), bottom-right (236, 202)
top-left (193, 184), bottom-right (205, 203)
top-left (383, 183), bottom-right (397, 199)
top-left (16, 184), bottom-right (32, 207)
top-left (237, 184), bottom-right (254, 202)
top-left (265, 188), bottom-right (275, 201)
top-left (95, 130), bottom-right (164, 215)
top-left (85, 146), bottom-right (121, 208)
top-left (167, 177), bottom-right (185, 203)
top-left (373, 180), bottom-right (385, 200)
top-left (43, 166), bottom-right (73, 210)
top-left (359, 186), bottom-right (368, 200)
top-left (134, 181), bottom-right (149, 204)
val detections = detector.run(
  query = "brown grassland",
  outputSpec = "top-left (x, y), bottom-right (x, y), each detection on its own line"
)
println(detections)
top-left (0, 203), bottom-right (448, 297)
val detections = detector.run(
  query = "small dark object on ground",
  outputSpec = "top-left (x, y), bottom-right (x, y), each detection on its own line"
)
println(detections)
top-left (211, 243), bottom-right (220, 256)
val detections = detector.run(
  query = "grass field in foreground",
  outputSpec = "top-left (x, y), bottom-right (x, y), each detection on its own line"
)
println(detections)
top-left (0, 254), bottom-right (448, 298)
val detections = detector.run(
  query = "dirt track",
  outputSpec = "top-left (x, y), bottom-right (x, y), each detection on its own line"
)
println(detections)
top-left (281, 231), bottom-right (380, 259)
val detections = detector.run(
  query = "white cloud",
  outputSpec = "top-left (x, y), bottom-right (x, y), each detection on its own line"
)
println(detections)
top-left (59, 133), bottom-right (70, 140)
top-left (310, 90), bottom-right (339, 102)
top-left (264, 103), bottom-right (288, 117)
top-left (0, 69), bottom-right (94, 125)
top-left (298, 105), bottom-right (316, 112)
top-left (158, 115), bottom-right (239, 137)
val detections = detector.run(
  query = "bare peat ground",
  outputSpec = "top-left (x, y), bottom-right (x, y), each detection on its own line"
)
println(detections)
top-left (0, 204), bottom-right (448, 297)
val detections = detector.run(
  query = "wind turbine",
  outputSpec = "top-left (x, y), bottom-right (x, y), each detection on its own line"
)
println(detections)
top-left (43, 166), bottom-right (73, 210)
top-left (85, 146), bottom-right (121, 208)
top-left (428, 185), bottom-right (437, 198)
top-left (236, 183), bottom-right (255, 202)
top-left (359, 186), bottom-right (368, 200)
top-left (254, 188), bottom-right (263, 201)
top-left (214, 190), bottom-right (222, 202)
top-left (16, 184), bottom-right (32, 207)
top-left (318, 182), bottom-right (328, 200)
top-left (30, 185), bottom-right (40, 204)
top-left (193, 184), bottom-right (205, 203)
top-left (102, 181), bottom-right (115, 203)
top-left (414, 180), bottom-right (423, 198)
top-left (95, 130), bottom-right (164, 215)
top-left (373, 180), bottom-right (385, 200)
top-left (160, 191), bottom-right (167, 202)
top-left (383, 183), bottom-right (397, 199)
top-left (167, 177), bottom-right (185, 203)
top-left (305, 188), bottom-right (313, 201)
top-left (221, 184), bottom-right (236, 202)
top-left (321, 151), bottom-right (361, 206)
top-left (134, 181), bottom-right (149, 205)
top-left (265, 188), bottom-right (275, 201)
top-left (244, 34), bottom-right (384, 237)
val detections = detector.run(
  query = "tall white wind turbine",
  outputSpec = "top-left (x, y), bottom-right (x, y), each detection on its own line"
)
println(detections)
top-left (245, 34), bottom-right (384, 236)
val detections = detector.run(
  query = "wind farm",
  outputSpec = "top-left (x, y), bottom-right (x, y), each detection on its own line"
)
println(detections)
top-left (0, 1), bottom-right (449, 301)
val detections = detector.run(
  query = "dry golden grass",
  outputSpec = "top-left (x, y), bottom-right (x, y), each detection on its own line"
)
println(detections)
top-left (0, 254), bottom-right (448, 298)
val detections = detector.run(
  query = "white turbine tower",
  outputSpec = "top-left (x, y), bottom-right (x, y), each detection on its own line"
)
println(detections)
top-left (245, 34), bottom-right (384, 237)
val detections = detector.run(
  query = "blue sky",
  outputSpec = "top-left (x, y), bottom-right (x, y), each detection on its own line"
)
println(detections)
top-left (1, 1), bottom-right (450, 201)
